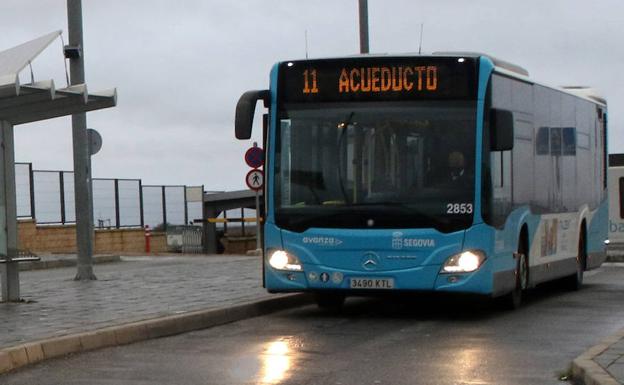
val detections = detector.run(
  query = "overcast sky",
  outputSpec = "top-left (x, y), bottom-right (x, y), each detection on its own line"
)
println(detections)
top-left (0, 0), bottom-right (622, 191)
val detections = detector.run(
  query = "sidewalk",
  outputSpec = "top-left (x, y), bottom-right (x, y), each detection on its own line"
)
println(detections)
top-left (0, 254), bottom-right (308, 373)
top-left (573, 328), bottom-right (624, 385)
top-left (572, 255), bottom-right (624, 385)
top-left (1, 255), bottom-right (271, 347)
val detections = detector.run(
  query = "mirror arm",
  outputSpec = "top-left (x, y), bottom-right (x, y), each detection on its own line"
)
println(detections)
top-left (235, 90), bottom-right (270, 140)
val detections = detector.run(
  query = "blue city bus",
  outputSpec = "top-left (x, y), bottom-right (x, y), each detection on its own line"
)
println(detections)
top-left (235, 53), bottom-right (608, 309)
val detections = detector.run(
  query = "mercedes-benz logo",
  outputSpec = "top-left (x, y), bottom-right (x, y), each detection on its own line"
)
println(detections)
top-left (361, 253), bottom-right (380, 271)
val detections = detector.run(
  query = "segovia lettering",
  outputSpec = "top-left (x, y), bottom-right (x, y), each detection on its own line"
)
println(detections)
top-left (338, 65), bottom-right (438, 94)
top-left (402, 238), bottom-right (436, 248)
top-left (391, 232), bottom-right (436, 250)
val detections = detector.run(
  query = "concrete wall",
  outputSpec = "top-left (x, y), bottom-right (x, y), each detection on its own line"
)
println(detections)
top-left (17, 219), bottom-right (258, 255)
top-left (17, 219), bottom-right (167, 254)
top-left (221, 236), bottom-right (256, 254)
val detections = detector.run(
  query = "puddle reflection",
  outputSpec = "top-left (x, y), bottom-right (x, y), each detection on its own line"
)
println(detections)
top-left (259, 339), bottom-right (295, 384)
top-left (451, 348), bottom-right (489, 385)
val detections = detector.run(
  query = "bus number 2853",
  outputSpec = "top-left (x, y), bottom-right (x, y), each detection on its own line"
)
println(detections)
top-left (446, 203), bottom-right (473, 214)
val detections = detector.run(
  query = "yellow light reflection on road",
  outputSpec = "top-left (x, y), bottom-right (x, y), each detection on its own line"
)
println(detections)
top-left (451, 348), bottom-right (491, 385)
top-left (260, 339), bottom-right (292, 384)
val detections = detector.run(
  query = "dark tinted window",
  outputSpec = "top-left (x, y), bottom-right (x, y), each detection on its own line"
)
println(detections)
top-left (536, 127), bottom-right (549, 155)
top-left (562, 127), bottom-right (576, 155)
top-left (550, 127), bottom-right (562, 156)
top-left (276, 101), bottom-right (477, 232)
top-left (487, 76), bottom-right (604, 219)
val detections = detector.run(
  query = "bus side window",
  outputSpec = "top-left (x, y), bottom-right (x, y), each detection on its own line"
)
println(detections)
top-left (488, 75), bottom-right (514, 227)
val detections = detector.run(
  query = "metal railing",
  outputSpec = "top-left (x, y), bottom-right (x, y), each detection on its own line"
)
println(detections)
top-left (16, 162), bottom-right (204, 230)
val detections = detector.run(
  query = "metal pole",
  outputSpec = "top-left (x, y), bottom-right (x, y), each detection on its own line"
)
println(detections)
top-left (161, 186), bottom-right (167, 231)
top-left (114, 179), bottom-right (120, 228)
top-left (28, 163), bottom-right (35, 219)
top-left (205, 207), bottom-right (218, 254)
top-left (68, 0), bottom-right (96, 280)
top-left (255, 191), bottom-right (261, 251)
top-left (59, 172), bottom-right (66, 225)
top-left (183, 186), bottom-right (188, 225)
top-left (241, 207), bottom-right (245, 237)
top-left (0, 120), bottom-right (20, 301)
top-left (139, 180), bottom-right (144, 227)
top-left (358, 0), bottom-right (369, 54)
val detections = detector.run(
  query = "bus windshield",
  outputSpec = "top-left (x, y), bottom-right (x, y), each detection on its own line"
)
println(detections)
top-left (275, 101), bottom-right (476, 233)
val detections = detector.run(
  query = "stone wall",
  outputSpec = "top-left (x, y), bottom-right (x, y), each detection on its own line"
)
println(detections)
top-left (17, 219), bottom-right (167, 254)
top-left (221, 236), bottom-right (257, 254)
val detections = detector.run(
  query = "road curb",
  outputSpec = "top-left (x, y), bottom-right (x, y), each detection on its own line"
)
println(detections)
top-left (606, 255), bottom-right (624, 263)
top-left (18, 255), bottom-right (121, 271)
top-left (0, 293), bottom-right (312, 375)
top-left (571, 328), bottom-right (624, 385)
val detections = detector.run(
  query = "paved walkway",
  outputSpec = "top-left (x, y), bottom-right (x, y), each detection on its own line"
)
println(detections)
top-left (0, 255), bottom-right (271, 349)
top-left (593, 337), bottom-right (624, 384)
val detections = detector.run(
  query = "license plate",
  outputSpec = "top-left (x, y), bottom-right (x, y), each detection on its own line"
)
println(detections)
top-left (350, 278), bottom-right (394, 289)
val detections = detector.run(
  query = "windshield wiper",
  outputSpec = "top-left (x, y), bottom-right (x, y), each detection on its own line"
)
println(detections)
top-left (336, 112), bottom-right (354, 205)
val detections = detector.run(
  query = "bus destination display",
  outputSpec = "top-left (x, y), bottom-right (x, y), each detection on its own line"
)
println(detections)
top-left (279, 57), bottom-right (477, 103)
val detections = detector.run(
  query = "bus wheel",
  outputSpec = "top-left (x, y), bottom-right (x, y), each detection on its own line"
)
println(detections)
top-left (314, 292), bottom-right (346, 311)
top-left (499, 249), bottom-right (528, 310)
top-left (564, 229), bottom-right (586, 291)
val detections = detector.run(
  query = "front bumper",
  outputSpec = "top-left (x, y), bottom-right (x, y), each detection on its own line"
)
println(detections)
top-left (264, 258), bottom-right (494, 296)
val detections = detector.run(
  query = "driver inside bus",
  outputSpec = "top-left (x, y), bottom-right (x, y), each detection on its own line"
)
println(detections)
top-left (447, 151), bottom-right (467, 184)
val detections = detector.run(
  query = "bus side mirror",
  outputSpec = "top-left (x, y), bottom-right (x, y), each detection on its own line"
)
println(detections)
top-left (490, 108), bottom-right (514, 151)
top-left (235, 90), bottom-right (270, 140)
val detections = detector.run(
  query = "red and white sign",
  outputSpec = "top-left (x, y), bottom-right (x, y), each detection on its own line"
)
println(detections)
top-left (244, 146), bottom-right (264, 168)
top-left (246, 169), bottom-right (264, 191)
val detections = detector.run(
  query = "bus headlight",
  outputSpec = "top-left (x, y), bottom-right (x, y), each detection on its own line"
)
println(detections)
top-left (268, 250), bottom-right (302, 271)
top-left (441, 250), bottom-right (486, 273)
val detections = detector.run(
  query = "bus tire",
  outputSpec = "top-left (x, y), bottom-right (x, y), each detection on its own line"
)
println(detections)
top-left (314, 292), bottom-right (346, 311)
top-left (498, 239), bottom-right (528, 310)
top-left (564, 227), bottom-right (586, 291)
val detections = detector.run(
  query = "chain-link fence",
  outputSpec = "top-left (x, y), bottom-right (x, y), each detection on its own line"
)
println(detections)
top-left (16, 162), bottom-right (204, 230)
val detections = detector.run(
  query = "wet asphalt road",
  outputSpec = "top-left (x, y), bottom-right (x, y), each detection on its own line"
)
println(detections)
top-left (2, 264), bottom-right (624, 385)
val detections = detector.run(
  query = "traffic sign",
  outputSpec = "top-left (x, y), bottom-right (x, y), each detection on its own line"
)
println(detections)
top-left (87, 128), bottom-right (102, 155)
top-left (246, 169), bottom-right (264, 191)
top-left (245, 146), bottom-right (264, 168)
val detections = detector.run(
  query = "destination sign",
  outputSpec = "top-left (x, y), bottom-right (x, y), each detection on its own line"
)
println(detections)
top-left (279, 57), bottom-right (478, 103)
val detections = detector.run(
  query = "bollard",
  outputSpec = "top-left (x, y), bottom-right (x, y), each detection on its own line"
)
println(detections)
top-left (144, 225), bottom-right (151, 253)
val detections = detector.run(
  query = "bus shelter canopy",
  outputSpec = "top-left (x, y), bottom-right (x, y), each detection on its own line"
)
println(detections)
top-left (0, 30), bottom-right (116, 125)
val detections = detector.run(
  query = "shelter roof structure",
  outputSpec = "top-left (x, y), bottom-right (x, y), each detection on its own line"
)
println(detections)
top-left (202, 189), bottom-right (264, 254)
top-left (0, 30), bottom-right (117, 302)
top-left (0, 30), bottom-right (116, 125)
